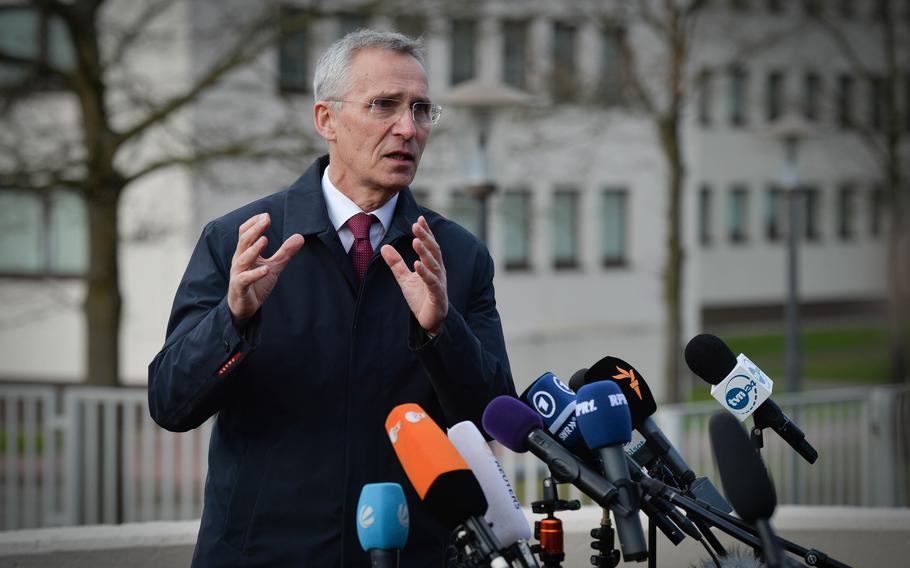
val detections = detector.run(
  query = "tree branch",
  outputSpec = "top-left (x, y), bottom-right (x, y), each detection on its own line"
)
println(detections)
top-left (112, 7), bottom-right (315, 150)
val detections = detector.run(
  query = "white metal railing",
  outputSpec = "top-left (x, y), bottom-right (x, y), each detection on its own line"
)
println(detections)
top-left (493, 385), bottom-right (910, 508)
top-left (1, 383), bottom-right (907, 530)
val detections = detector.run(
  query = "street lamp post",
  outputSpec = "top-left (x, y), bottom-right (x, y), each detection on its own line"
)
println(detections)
top-left (769, 112), bottom-right (813, 503)
top-left (437, 80), bottom-right (531, 243)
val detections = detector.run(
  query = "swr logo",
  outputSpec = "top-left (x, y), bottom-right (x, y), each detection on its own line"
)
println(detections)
top-left (612, 366), bottom-right (642, 400)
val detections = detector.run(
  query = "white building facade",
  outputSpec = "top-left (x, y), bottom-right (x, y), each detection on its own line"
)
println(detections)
top-left (0, 0), bottom-right (899, 400)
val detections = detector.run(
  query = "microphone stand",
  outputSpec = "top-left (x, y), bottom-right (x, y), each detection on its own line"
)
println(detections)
top-left (640, 477), bottom-right (854, 568)
top-left (530, 477), bottom-right (579, 568)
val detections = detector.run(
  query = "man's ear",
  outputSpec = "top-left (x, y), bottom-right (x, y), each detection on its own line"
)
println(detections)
top-left (313, 101), bottom-right (337, 141)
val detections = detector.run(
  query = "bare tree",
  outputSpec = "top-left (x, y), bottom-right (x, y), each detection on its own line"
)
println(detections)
top-left (0, 0), bottom-right (323, 387)
top-left (810, 0), bottom-right (910, 383)
top-left (596, 0), bottom-right (709, 403)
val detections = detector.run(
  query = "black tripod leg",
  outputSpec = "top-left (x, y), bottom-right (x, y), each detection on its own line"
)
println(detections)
top-left (648, 516), bottom-right (657, 568)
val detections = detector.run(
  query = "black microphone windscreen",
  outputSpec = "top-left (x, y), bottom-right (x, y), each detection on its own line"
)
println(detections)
top-left (708, 411), bottom-right (776, 523)
top-left (567, 368), bottom-right (588, 392)
top-left (685, 334), bottom-right (738, 385)
top-left (423, 469), bottom-right (489, 530)
top-left (584, 356), bottom-right (656, 428)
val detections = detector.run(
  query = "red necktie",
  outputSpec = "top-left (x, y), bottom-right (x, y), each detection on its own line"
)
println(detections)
top-left (347, 212), bottom-right (376, 282)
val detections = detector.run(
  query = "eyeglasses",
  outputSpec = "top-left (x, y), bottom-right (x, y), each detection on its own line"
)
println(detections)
top-left (328, 98), bottom-right (443, 125)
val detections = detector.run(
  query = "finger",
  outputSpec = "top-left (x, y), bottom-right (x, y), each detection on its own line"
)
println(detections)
top-left (413, 259), bottom-right (445, 297)
top-left (232, 264), bottom-right (270, 289)
top-left (413, 217), bottom-right (443, 267)
top-left (380, 244), bottom-right (413, 282)
top-left (233, 235), bottom-right (267, 274)
top-left (413, 237), bottom-right (443, 276)
top-left (264, 234), bottom-right (305, 270)
top-left (235, 213), bottom-right (270, 256)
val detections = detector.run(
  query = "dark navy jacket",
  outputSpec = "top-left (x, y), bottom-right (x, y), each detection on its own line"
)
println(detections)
top-left (148, 156), bottom-right (515, 567)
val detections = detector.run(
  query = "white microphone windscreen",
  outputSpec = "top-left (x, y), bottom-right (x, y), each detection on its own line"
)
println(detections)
top-left (447, 421), bottom-right (531, 546)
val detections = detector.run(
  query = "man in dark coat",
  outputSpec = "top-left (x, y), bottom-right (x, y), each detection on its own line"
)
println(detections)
top-left (147, 30), bottom-right (515, 566)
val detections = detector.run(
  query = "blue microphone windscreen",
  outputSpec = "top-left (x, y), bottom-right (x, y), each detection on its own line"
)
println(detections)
top-left (523, 372), bottom-right (585, 450)
top-left (575, 382), bottom-right (633, 450)
top-left (482, 396), bottom-right (543, 453)
top-left (356, 483), bottom-right (409, 551)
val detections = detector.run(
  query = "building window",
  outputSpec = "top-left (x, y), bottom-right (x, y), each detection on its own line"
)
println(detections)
top-left (410, 187), bottom-right (429, 205)
top-left (838, 0), bottom-right (854, 18)
top-left (728, 185), bottom-right (749, 243)
top-left (502, 19), bottom-right (528, 90)
top-left (837, 183), bottom-right (856, 240)
top-left (804, 71), bottom-right (822, 121)
top-left (870, 185), bottom-right (885, 237)
top-left (731, 0), bottom-right (751, 11)
top-left (502, 190), bottom-right (532, 270)
top-left (698, 185), bottom-right (713, 246)
top-left (800, 186), bottom-right (820, 241)
top-left (869, 76), bottom-right (885, 130)
top-left (766, 70), bottom-right (784, 122)
top-left (874, 0), bottom-right (891, 21)
top-left (837, 74), bottom-right (854, 128)
top-left (766, 0), bottom-right (784, 14)
top-left (697, 70), bottom-right (713, 126)
top-left (552, 190), bottom-right (579, 269)
top-left (599, 26), bottom-right (626, 104)
top-left (448, 191), bottom-right (480, 237)
top-left (0, 5), bottom-right (75, 90)
top-left (765, 186), bottom-right (784, 242)
top-left (729, 67), bottom-right (749, 127)
top-left (277, 10), bottom-right (308, 93)
top-left (601, 188), bottom-right (627, 266)
top-left (395, 15), bottom-right (426, 40)
top-left (0, 189), bottom-right (87, 276)
top-left (551, 21), bottom-right (578, 101)
top-left (450, 19), bottom-right (476, 85)
top-left (803, 0), bottom-right (822, 17)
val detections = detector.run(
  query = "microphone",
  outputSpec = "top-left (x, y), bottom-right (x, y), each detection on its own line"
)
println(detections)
top-left (447, 421), bottom-right (538, 566)
top-left (481, 396), bottom-right (630, 517)
top-left (385, 404), bottom-right (509, 568)
top-left (519, 375), bottom-right (694, 549)
top-left (567, 367), bottom-right (589, 392)
top-left (519, 372), bottom-right (585, 452)
top-left (583, 356), bottom-right (697, 486)
top-left (356, 483), bottom-right (409, 568)
top-left (685, 334), bottom-right (818, 464)
top-left (575, 381), bottom-right (648, 562)
top-left (709, 411), bottom-right (785, 568)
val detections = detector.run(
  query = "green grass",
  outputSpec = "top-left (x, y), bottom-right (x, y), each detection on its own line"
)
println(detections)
top-left (689, 324), bottom-right (892, 401)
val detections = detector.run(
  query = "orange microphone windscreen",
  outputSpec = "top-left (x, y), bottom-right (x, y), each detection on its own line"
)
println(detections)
top-left (385, 403), bottom-right (470, 499)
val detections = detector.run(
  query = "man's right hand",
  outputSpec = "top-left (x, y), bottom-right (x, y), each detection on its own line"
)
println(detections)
top-left (228, 213), bottom-right (305, 328)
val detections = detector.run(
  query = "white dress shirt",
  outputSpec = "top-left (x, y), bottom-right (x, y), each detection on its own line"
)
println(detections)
top-left (321, 166), bottom-right (399, 253)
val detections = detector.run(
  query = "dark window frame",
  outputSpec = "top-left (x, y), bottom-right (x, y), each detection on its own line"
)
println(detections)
top-left (0, 188), bottom-right (87, 278)
top-left (601, 188), bottom-right (629, 267)
top-left (552, 188), bottom-right (580, 270)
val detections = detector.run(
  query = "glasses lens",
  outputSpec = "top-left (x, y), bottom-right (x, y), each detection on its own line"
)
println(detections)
top-left (370, 99), bottom-right (400, 118)
top-left (412, 103), bottom-right (432, 124)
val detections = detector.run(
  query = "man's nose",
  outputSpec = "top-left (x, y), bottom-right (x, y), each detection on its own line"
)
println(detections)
top-left (391, 107), bottom-right (417, 139)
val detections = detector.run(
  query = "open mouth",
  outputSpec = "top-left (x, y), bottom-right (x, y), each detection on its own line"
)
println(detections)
top-left (384, 151), bottom-right (414, 163)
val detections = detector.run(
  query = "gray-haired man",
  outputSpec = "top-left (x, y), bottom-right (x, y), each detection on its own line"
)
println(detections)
top-left (149, 29), bottom-right (515, 566)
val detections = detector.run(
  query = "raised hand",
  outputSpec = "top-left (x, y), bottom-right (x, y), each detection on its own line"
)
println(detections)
top-left (380, 216), bottom-right (448, 335)
top-left (228, 213), bottom-right (305, 328)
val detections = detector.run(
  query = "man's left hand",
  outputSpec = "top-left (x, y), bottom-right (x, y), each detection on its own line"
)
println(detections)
top-left (381, 215), bottom-right (448, 335)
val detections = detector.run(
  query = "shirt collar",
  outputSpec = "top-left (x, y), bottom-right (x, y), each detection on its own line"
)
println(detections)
top-left (321, 166), bottom-right (398, 232)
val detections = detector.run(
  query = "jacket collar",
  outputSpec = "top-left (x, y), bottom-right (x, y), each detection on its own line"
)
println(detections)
top-left (284, 155), bottom-right (421, 247)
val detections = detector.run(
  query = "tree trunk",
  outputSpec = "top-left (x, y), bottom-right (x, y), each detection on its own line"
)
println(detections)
top-left (659, 117), bottom-right (685, 403)
top-left (84, 184), bottom-right (121, 387)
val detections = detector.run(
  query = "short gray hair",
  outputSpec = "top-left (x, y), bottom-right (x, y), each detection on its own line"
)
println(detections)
top-left (313, 29), bottom-right (426, 102)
